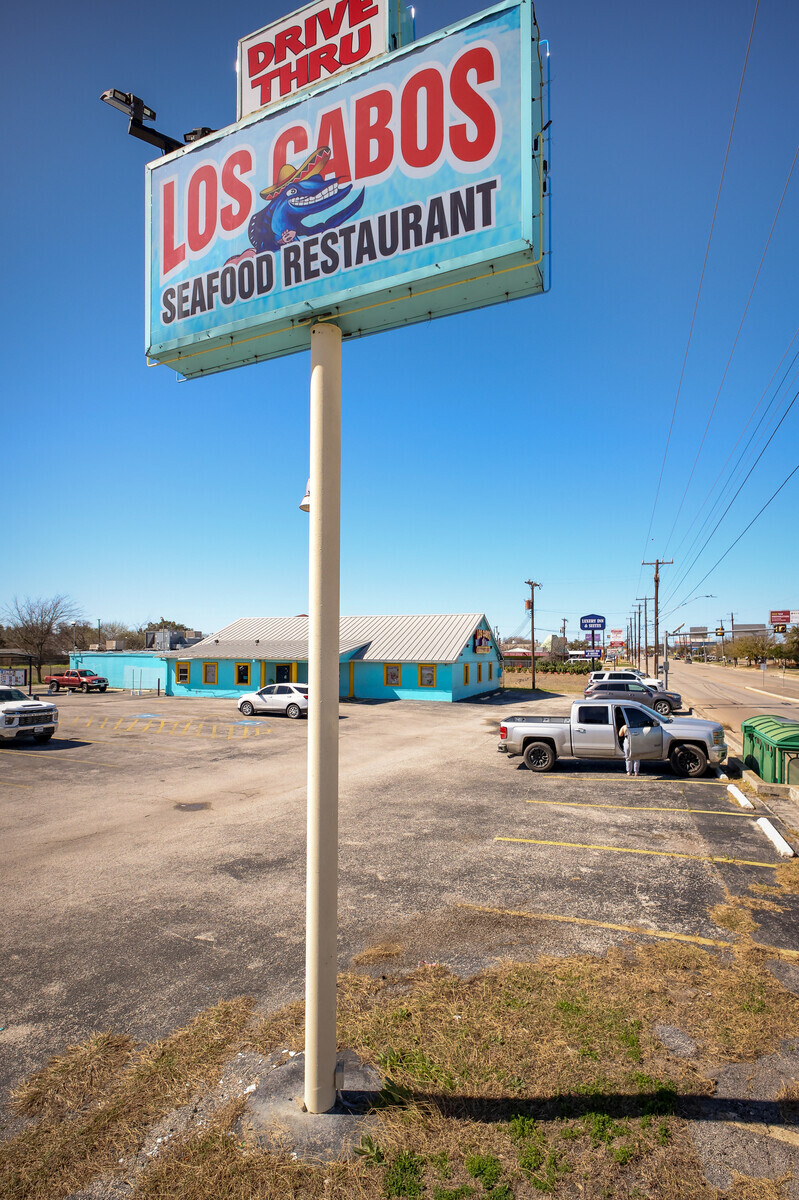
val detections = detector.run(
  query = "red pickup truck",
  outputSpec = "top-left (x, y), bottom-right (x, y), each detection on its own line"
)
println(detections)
top-left (45, 668), bottom-right (108, 693)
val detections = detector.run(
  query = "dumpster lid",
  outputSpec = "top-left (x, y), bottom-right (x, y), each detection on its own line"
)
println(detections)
top-left (741, 714), bottom-right (799, 749)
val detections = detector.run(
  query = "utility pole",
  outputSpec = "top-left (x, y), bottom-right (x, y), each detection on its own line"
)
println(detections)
top-left (636, 596), bottom-right (651, 675)
top-left (525, 580), bottom-right (542, 691)
top-left (730, 612), bottom-right (735, 661)
top-left (561, 618), bottom-right (568, 663)
top-left (636, 604), bottom-right (642, 670)
top-left (642, 559), bottom-right (672, 676)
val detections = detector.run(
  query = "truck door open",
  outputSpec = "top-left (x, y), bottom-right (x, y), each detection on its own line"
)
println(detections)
top-left (623, 705), bottom-right (664, 759)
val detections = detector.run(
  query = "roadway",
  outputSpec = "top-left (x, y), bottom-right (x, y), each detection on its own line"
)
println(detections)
top-left (663, 661), bottom-right (799, 748)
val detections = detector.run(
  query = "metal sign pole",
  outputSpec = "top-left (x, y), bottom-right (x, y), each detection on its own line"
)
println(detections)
top-left (304, 321), bottom-right (342, 1115)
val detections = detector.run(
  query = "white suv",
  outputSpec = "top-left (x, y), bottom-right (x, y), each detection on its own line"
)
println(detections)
top-left (588, 669), bottom-right (664, 692)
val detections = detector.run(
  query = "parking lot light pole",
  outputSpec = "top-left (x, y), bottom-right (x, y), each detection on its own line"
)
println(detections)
top-left (305, 321), bottom-right (342, 1116)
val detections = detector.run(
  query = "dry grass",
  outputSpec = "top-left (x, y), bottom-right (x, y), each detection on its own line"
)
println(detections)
top-left (351, 942), bottom-right (404, 966)
top-left (708, 904), bottom-right (759, 936)
top-left (4, 944), bottom-right (799, 1199)
top-left (775, 858), bottom-right (799, 893)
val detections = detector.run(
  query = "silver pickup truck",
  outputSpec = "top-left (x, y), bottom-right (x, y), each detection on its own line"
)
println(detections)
top-left (498, 699), bottom-right (726, 778)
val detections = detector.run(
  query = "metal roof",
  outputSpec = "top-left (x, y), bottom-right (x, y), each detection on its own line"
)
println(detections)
top-left (183, 614), bottom-right (490, 664)
top-left (163, 636), bottom-right (368, 661)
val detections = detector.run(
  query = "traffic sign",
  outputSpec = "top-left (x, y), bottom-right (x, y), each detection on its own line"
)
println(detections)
top-left (580, 614), bottom-right (606, 631)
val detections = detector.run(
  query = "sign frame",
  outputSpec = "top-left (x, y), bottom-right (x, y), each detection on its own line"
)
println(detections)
top-left (145, 0), bottom-right (546, 379)
top-left (580, 614), bottom-right (606, 631)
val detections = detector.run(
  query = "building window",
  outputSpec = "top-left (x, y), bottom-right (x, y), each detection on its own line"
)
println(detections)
top-left (384, 663), bottom-right (401, 687)
top-left (203, 662), bottom-right (218, 685)
top-left (176, 661), bottom-right (190, 685)
top-left (464, 664), bottom-right (469, 685)
top-left (418, 664), bottom-right (436, 688)
top-left (477, 663), bottom-right (483, 683)
top-left (235, 663), bottom-right (250, 686)
top-left (488, 662), bottom-right (493, 681)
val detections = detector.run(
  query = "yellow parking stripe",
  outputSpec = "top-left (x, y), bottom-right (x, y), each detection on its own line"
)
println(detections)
top-left (541, 774), bottom-right (726, 787)
top-left (525, 799), bottom-right (753, 817)
top-left (495, 836), bottom-right (777, 869)
top-left (99, 718), bottom-right (108, 730)
top-left (114, 719), bottom-right (124, 730)
top-left (456, 902), bottom-right (799, 962)
top-left (0, 747), bottom-right (114, 766)
top-left (0, 778), bottom-right (32, 788)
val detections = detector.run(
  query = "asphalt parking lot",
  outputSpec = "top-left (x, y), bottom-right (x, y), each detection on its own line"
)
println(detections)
top-left (2, 687), bottom-right (798, 1112)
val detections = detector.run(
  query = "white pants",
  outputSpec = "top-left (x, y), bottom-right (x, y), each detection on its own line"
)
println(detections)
top-left (623, 737), bottom-right (640, 775)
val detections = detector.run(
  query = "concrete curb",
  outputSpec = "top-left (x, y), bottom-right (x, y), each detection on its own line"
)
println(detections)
top-left (727, 784), bottom-right (754, 810)
top-left (755, 817), bottom-right (795, 859)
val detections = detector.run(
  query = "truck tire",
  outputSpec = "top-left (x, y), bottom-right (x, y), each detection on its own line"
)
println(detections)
top-left (670, 743), bottom-right (708, 779)
top-left (48, 681), bottom-right (59, 693)
top-left (523, 741), bottom-right (556, 772)
top-left (99, 686), bottom-right (107, 693)
top-left (81, 682), bottom-right (90, 693)
top-left (654, 698), bottom-right (672, 716)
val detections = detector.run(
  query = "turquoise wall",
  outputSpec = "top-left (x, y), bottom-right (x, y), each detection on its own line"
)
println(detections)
top-left (169, 658), bottom-right (308, 699)
top-left (70, 652), bottom-right (167, 690)
top-left (450, 618), bottom-right (502, 701)
top-left (347, 661), bottom-right (453, 702)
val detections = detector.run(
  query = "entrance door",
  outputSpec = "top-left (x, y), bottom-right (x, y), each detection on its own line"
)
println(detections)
top-left (276, 663), bottom-right (291, 683)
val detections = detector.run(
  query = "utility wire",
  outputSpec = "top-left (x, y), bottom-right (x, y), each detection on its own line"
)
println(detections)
top-left (637, 0), bottom-right (760, 585)
top-left (663, 144), bottom-right (798, 553)
top-left (663, 388), bottom-right (798, 606)
top-left (670, 329), bottom-right (799, 559)
top-left (670, 459), bottom-right (799, 607)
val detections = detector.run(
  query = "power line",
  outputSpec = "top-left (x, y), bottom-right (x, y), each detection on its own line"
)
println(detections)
top-left (662, 386), bottom-right (799, 610)
top-left (674, 459), bottom-right (799, 604)
top-left (663, 144), bottom-right (798, 553)
top-left (670, 330), bottom-right (799, 561)
top-left (638, 0), bottom-right (760, 581)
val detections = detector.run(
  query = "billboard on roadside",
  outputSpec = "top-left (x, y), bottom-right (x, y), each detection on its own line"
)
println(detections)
top-left (146, 0), bottom-right (547, 379)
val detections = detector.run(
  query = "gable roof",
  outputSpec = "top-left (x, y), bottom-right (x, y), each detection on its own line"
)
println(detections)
top-left (175, 614), bottom-right (490, 664)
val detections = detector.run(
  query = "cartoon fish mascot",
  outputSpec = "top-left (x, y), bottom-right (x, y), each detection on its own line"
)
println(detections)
top-left (248, 145), bottom-right (365, 254)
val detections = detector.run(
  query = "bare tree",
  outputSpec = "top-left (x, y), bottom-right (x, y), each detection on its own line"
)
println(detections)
top-left (3, 595), bottom-right (83, 681)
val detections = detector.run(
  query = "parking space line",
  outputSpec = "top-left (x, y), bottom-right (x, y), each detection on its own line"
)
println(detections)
top-left (549, 775), bottom-right (726, 788)
top-left (0, 778), bottom-right (32, 788)
top-left (524, 799), bottom-right (753, 817)
top-left (114, 719), bottom-right (124, 730)
top-left (99, 718), bottom-right (109, 730)
top-left (456, 902), bottom-right (799, 962)
top-left (0, 746), bottom-right (115, 766)
top-left (125, 720), bottom-right (139, 731)
top-left (494, 836), bottom-right (777, 869)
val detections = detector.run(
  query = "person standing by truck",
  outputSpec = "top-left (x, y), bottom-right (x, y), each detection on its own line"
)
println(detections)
top-left (618, 722), bottom-right (640, 777)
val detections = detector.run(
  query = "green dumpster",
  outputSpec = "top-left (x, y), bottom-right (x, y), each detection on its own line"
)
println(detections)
top-left (741, 715), bottom-right (799, 785)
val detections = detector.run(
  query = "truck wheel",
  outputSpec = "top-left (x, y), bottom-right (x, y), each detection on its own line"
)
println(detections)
top-left (670, 744), bottom-right (708, 778)
top-left (33, 733), bottom-right (53, 743)
top-left (48, 681), bottom-right (59, 693)
top-left (654, 698), bottom-right (672, 716)
top-left (523, 741), bottom-right (555, 772)
top-left (286, 703), bottom-right (301, 719)
top-left (81, 682), bottom-right (90, 693)
top-left (99, 686), bottom-right (107, 693)
top-left (240, 701), bottom-right (255, 716)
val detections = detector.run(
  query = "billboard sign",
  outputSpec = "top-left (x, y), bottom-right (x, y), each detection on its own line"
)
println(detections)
top-left (580, 614), bottom-right (605, 631)
top-left (146, 0), bottom-right (546, 379)
top-left (770, 610), bottom-right (791, 624)
top-left (237, 0), bottom-right (412, 120)
top-left (584, 648), bottom-right (601, 659)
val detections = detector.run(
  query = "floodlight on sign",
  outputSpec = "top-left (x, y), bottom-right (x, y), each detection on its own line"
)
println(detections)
top-left (145, 0), bottom-right (548, 379)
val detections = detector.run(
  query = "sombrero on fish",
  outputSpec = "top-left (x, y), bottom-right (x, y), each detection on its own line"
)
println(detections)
top-left (259, 145), bottom-right (331, 200)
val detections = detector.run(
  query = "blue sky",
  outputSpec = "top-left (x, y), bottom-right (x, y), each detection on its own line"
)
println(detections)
top-left (3, 0), bottom-right (797, 642)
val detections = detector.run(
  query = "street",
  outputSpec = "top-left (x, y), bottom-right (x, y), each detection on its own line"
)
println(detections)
top-left (667, 660), bottom-right (799, 745)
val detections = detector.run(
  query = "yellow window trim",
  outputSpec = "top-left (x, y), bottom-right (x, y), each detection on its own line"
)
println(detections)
top-left (234, 662), bottom-right (251, 686)
top-left (488, 662), bottom-right (493, 681)
top-left (384, 662), bottom-right (402, 686)
top-left (464, 664), bottom-right (469, 685)
top-left (418, 663), bottom-right (437, 688)
top-left (175, 660), bottom-right (190, 685)
top-left (477, 664), bottom-right (483, 683)
top-left (202, 661), bottom-right (218, 685)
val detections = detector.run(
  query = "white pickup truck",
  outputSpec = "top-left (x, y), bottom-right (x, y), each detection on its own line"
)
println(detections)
top-left (498, 699), bottom-right (726, 778)
top-left (0, 687), bottom-right (59, 743)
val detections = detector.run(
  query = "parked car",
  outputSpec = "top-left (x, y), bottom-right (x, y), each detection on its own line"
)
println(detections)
top-left (584, 679), bottom-right (682, 716)
top-left (0, 687), bottom-right (59, 743)
top-left (237, 683), bottom-right (308, 719)
top-left (498, 699), bottom-right (725, 777)
top-left (45, 668), bottom-right (108, 693)
top-left (588, 669), bottom-right (664, 691)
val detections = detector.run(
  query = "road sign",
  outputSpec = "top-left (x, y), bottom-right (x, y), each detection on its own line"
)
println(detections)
top-left (580, 614), bottom-right (606, 631)
top-left (770, 610), bottom-right (791, 624)
top-left (146, 1), bottom-right (547, 378)
top-left (584, 648), bottom-right (602, 658)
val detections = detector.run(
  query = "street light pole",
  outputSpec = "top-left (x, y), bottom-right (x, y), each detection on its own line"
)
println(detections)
top-left (305, 322), bottom-right (342, 1115)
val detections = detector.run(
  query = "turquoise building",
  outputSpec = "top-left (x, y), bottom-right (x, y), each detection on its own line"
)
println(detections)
top-left (73, 614), bottom-right (502, 702)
